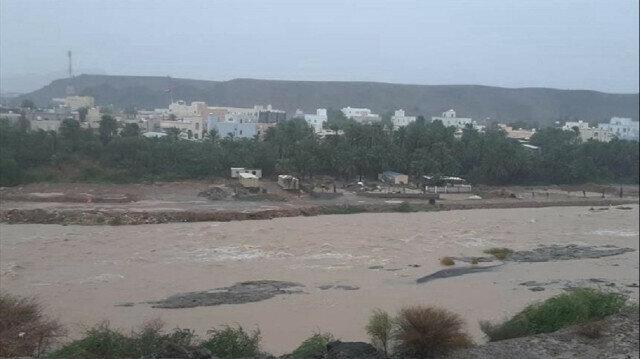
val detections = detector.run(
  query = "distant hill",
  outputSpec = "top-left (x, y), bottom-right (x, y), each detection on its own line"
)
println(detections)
top-left (14, 74), bottom-right (639, 126)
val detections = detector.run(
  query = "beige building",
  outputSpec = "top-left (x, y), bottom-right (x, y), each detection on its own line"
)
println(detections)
top-left (498, 124), bottom-right (536, 140)
top-left (169, 100), bottom-right (206, 118)
top-left (160, 117), bottom-right (205, 139)
top-left (64, 96), bottom-right (95, 110)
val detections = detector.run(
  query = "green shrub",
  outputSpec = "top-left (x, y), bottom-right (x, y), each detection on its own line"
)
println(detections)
top-left (396, 202), bottom-right (418, 212)
top-left (48, 320), bottom-right (197, 359)
top-left (481, 288), bottom-right (627, 341)
top-left (290, 332), bottom-right (334, 359)
top-left (48, 323), bottom-right (132, 359)
top-left (0, 293), bottom-right (64, 358)
top-left (440, 257), bottom-right (455, 266)
top-left (202, 325), bottom-right (261, 358)
top-left (394, 306), bottom-right (471, 358)
top-left (483, 247), bottom-right (513, 260)
top-left (365, 309), bottom-right (393, 356)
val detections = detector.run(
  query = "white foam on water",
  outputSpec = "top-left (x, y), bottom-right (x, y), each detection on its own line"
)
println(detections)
top-left (592, 229), bottom-right (639, 237)
top-left (179, 245), bottom-right (293, 262)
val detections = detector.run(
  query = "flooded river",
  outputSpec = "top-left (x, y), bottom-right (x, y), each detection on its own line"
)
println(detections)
top-left (1, 205), bottom-right (638, 354)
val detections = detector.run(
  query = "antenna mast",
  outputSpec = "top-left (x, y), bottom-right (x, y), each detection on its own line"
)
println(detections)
top-left (67, 50), bottom-right (73, 78)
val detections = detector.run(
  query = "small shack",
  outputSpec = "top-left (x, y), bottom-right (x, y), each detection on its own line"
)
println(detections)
top-left (239, 172), bottom-right (259, 188)
top-left (230, 167), bottom-right (262, 178)
top-left (422, 175), bottom-right (471, 193)
top-left (381, 171), bottom-right (409, 185)
top-left (277, 175), bottom-right (300, 190)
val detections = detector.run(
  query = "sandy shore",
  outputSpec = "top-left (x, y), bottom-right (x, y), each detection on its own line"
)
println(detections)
top-left (1, 205), bottom-right (638, 354)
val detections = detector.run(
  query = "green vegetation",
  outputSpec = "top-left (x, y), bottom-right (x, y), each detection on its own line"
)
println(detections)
top-left (289, 332), bottom-right (334, 359)
top-left (394, 306), bottom-right (472, 358)
top-left (0, 293), bottom-right (64, 358)
top-left (440, 257), bottom-right (455, 266)
top-left (48, 320), bottom-right (196, 359)
top-left (396, 202), bottom-right (418, 212)
top-left (365, 309), bottom-right (393, 356)
top-left (201, 325), bottom-right (261, 358)
top-left (480, 288), bottom-right (627, 341)
top-left (1, 117), bottom-right (638, 187)
top-left (483, 247), bottom-right (513, 260)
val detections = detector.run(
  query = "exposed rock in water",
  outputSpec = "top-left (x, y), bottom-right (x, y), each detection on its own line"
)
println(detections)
top-left (319, 284), bottom-right (360, 291)
top-left (326, 341), bottom-right (385, 359)
top-left (150, 280), bottom-right (303, 308)
top-left (508, 244), bottom-right (635, 262)
top-left (416, 265), bottom-right (501, 284)
top-left (447, 309), bottom-right (639, 359)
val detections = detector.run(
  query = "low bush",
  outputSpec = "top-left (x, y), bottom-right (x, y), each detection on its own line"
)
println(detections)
top-left (48, 320), bottom-right (197, 359)
top-left (289, 332), bottom-right (334, 359)
top-left (440, 257), bottom-right (455, 266)
top-left (0, 293), bottom-right (64, 358)
top-left (365, 309), bottom-right (393, 356)
top-left (575, 320), bottom-right (606, 339)
top-left (202, 325), bottom-right (261, 358)
top-left (483, 247), bottom-right (513, 260)
top-left (480, 288), bottom-right (627, 341)
top-left (394, 306), bottom-right (471, 358)
top-left (396, 202), bottom-right (418, 213)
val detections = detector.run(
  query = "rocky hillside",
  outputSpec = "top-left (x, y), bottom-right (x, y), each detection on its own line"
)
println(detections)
top-left (15, 74), bottom-right (639, 126)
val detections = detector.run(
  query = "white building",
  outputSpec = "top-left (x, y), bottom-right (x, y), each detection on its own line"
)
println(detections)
top-left (30, 119), bottom-right (62, 132)
top-left (391, 109), bottom-right (416, 129)
top-left (562, 120), bottom-right (614, 142)
top-left (598, 117), bottom-right (639, 141)
top-left (341, 107), bottom-right (381, 123)
top-left (562, 120), bottom-right (590, 131)
top-left (304, 108), bottom-right (328, 133)
top-left (431, 109), bottom-right (473, 128)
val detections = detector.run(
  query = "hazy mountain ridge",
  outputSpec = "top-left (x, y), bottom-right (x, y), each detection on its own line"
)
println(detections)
top-left (14, 74), bottom-right (639, 125)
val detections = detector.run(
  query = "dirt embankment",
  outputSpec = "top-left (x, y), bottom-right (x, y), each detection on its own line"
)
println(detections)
top-left (1, 198), bottom-right (637, 225)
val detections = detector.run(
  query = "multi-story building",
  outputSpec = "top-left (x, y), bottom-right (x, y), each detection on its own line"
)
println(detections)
top-left (169, 100), bottom-right (207, 119)
top-left (431, 109), bottom-right (483, 137)
top-left (341, 107), bottom-right (381, 123)
top-left (160, 117), bottom-right (205, 139)
top-left (257, 105), bottom-right (286, 123)
top-left (391, 109), bottom-right (416, 129)
top-left (432, 109), bottom-right (472, 128)
top-left (562, 120), bottom-right (614, 142)
top-left (304, 109), bottom-right (328, 133)
top-left (598, 117), bottom-right (639, 141)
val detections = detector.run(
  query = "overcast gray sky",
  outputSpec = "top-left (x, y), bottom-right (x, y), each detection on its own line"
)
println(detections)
top-left (1, 0), bottom-right (638, 93)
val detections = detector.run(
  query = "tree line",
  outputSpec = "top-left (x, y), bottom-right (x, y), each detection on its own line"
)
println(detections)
top-left (0, 115), bottom-right (638, 186)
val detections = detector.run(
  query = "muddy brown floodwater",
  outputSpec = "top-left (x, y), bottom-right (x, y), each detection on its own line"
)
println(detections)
top-left (1, 205), bottom-right (638, 355)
